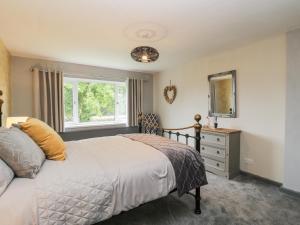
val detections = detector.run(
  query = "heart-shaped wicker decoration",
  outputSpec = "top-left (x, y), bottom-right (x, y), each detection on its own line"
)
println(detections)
top-left (164, 85), bottom-right (177, 104)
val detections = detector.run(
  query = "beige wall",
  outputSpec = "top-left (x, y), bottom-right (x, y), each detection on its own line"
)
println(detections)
top-left (154, 34), bottom-right (286, 182)
top-left (0, 39), bottom-right (10, 124)
top-left (10, 56), bottom-right (153, 117)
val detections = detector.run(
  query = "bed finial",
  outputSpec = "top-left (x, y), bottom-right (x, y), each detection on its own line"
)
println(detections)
top-left (194, 114), bottom-right (201, 122)
top-left (0, 90), bottom-right (3, 127)
top-left (194, 114), bottom-right (202, 132)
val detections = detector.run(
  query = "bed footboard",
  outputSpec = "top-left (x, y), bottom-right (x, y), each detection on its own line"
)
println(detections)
top-left (138, 113), bottom-right (203, 214)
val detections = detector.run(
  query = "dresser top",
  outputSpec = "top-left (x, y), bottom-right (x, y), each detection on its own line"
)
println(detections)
top-left (202, 126), bottom-right (241, 134)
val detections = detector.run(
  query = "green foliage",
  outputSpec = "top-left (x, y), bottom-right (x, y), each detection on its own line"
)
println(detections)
top-left (78, 82), bottom-right (115, 122)
top-left (64, 83), bottom-right (73, 121)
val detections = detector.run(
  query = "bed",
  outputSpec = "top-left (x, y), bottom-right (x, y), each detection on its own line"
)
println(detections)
top-left (0, 111), bottom-right (207, 225)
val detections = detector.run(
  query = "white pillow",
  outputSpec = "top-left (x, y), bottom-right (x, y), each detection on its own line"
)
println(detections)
top-left (0, 158), bottom-right (14, 196)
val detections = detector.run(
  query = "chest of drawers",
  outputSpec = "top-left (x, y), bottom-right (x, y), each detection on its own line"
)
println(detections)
top-left (201, 127), bottom-right (241, 179)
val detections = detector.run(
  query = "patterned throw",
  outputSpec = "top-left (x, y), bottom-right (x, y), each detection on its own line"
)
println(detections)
top-left (143, 113), bottom-right (160, 134)
top-left (120, 134), bottom-right (208, 196)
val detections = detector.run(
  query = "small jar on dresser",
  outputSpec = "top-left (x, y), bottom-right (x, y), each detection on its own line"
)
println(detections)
top-left (200, 127), bottom-right (241, 179)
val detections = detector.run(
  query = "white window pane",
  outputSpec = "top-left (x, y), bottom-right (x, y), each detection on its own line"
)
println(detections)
top-left (64, 77), bottom-right (128, 128)
top-left (116, 84), bottom-right (127, 122)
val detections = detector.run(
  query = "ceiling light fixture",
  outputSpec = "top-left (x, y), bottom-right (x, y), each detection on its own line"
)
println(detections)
top-left (131, 46), bottom-right (159, 63)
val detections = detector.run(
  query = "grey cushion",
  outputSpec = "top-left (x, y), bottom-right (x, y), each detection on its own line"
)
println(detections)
top-left (0, 158), bottom-right (14, 196)
top-left (0, 127), bottom-right (45, 178)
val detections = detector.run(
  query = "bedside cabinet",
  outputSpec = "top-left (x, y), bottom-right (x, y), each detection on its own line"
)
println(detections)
top-left (201, 127), bottom-right (241, 179)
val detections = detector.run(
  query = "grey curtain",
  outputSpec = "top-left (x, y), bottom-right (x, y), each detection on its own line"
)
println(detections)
top-left (128, 78), bottom-right (144, 126)
top-left (32, 68), bottom-right (64, 132)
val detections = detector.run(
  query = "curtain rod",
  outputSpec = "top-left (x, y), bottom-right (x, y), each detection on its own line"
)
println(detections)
top-left (30, 65), bottom-right (150, 81)
top-left (64, 73), bottom-right (149, 83)
top-left (30, 64), bottom-right (63, 72)
top-left (64, 72), bottom-right (149, 82)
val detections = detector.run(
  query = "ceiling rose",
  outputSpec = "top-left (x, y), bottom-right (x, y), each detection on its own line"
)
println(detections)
top-left (131, 46), bottom-right (159, 63)
top-left (124, 22), bottom-right (167, 42)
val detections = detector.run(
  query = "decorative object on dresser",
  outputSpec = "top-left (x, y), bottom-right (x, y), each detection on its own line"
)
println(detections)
top-left (164, 80), bottom-right (177, 104)
top-left (0, 90), bottom-right (3, 127)
top-left (201, 127), bottom-right (241, 179)
top-left (208, 70), bottom-right (237, 118)
top-left (213, 116), bottom-right (218, 128)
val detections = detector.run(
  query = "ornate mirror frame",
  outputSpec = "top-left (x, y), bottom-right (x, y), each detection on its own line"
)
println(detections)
top-left (208, 70), bottom-right (237, 118)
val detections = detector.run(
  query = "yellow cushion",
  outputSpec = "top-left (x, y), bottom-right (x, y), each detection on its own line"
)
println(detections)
top-left (20, 118), bottom-right (66, 160)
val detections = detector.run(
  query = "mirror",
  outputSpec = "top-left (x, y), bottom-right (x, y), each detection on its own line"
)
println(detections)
top-left (208, 70), bottom-right (236, 118)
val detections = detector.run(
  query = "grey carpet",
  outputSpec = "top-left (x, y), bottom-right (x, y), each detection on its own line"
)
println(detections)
top-left (97, 172), bottom-right (300, 225)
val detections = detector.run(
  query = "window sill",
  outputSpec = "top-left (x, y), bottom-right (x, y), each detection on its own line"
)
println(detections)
top-left (64, 122), bottom-right (127, 132)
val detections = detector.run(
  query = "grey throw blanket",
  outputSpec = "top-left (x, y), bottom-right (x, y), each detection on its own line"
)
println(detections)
top-left (120, 134), bottom-right (208, 196)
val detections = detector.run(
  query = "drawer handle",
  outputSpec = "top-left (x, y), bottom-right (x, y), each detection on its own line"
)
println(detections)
top-left (217, 138), bottom-right (220, 141)
top-left (202, 136), bottom-right (205, 139)
top-left (216, 163), bottom-right (220, 167)
top-left (202, 147), bottom-right (205, 150)
top-left (217, 150), bottom-right (220, 154)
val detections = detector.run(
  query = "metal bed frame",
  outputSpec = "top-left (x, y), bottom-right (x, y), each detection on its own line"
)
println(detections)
top-left (0, 93), bottom-right (204, 214)
top-left (0, 90), bottom-right (3, 127)
top-left (138, 112), bottom-right (203, 214)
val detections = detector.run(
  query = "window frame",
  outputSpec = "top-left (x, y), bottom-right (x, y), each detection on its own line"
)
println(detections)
top-left (63, 76), bottom-right (128, 131)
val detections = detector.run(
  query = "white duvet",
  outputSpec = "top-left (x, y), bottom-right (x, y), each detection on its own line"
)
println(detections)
top-left (0, 136), bottom-right (176, 225)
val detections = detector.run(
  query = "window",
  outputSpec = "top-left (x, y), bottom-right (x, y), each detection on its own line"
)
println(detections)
top-left (64, 77), bottom-right (127, 129)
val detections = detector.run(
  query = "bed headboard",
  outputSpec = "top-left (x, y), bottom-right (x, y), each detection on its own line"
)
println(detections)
top-left (138, 112), bottom-right (202, 150)
top-left (0, 90), bottom-right (3, 127)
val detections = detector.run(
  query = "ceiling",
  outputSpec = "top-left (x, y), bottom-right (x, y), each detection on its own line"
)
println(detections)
top-left (1, 0), bottom-right (300, 73)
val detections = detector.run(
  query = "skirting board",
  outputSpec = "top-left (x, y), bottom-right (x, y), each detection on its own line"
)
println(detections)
top-left (240, 171), bottom-right (300, 198)
top-left (280, 187), bottom-right (300, 198)
top-left (240, 170), bottom-right (282, 187)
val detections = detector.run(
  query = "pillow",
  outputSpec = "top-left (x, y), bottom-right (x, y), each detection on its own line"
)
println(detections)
top-left (20, 118), bottom-right (66, 160)
top-left (0, 127), bottom-right (45, 178)
top-left (0, 158), bottom-right (14, 196)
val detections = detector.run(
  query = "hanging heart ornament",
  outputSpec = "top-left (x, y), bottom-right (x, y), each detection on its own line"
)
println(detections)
top-left (164, 85), bottom-right (177, 104)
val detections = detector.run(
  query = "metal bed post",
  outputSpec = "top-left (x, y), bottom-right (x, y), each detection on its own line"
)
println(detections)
top-left (138, 112), bottom-right (143, 133)
top-left (193, 114), bottom-right (202, 214)
top-left (0, 90), bottom-right (3, 127)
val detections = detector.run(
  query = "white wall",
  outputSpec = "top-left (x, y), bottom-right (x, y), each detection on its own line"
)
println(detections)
top-left (10, 56), bottom-right (153, 117)
top-left (284, 29), bottom-right (300, 192)
top-left (154, 34), bottom-right (286, 182)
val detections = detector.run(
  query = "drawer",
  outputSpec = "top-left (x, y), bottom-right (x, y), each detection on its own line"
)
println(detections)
top-left (201, 133), bottom-right (226, 146)
top-left (201, 144), bottom-right (225, 159)
top-left (203, 157), bottom-right (225, 171)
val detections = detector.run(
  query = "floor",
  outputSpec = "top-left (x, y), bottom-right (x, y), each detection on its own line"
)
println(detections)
top-left (97, 172), bottom-right (300, 225)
